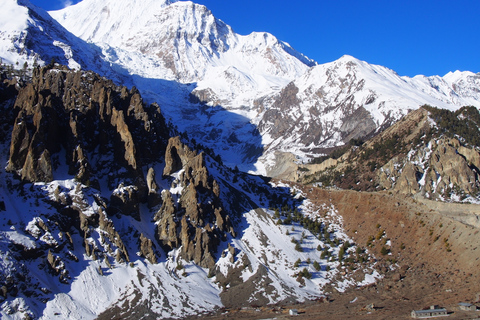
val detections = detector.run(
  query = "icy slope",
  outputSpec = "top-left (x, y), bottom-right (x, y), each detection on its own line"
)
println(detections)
top-left (0, 0), bottom-right (123, 82)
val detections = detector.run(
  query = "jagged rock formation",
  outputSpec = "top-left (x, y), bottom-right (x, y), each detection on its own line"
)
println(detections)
top-left (156, 136), bottom-right (234, 268)
top-left (380, 137), bottom-right (480, 200)
top-left (0, 65), bottom-right (161, 300)
top-left (3, 65), bottom-right (241, 272)
top-left (0, 66), bottom-right (246, 318)
top-left (301, 106), bottom-right (480, 202)
top-left (6, 65), bottom-right (170, 214)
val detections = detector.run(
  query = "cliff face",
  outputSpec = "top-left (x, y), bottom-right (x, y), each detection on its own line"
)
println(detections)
top-left (7, 65), bottom-right (169, 183)
top-left (379, 137), bottom-right (480, 200)
top-left (6, 65), bottom-right (171, 216)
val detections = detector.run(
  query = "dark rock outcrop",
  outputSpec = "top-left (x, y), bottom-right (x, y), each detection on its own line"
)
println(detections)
top-left (7, 65), bottom-right (169, 185)
top-left (6, 65), bottom-right (170, 218)
top-left (157, 137), bottom-right (235, 268)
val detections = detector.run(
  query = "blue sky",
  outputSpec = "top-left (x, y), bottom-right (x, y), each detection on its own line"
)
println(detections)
top-left (30, 0), bottom-right (480, 77)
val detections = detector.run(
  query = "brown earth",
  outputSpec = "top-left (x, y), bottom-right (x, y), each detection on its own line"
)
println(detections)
top-left (195, 187), bottom-right (480, 320)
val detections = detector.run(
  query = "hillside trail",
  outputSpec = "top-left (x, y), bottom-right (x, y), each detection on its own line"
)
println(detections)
top-left (413, 194), bottom-right (480, 229)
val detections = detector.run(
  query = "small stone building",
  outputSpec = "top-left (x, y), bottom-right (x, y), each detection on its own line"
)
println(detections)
top-left (289, 309), bottom-right (298, 316)
top-left (411, 306), bottom-right (447, 318)
top-left (458, 302), bottom-right (477, 311)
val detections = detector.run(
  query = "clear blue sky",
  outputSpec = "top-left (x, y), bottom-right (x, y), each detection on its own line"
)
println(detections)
top-left (30, 0), bottom-right (480, 77)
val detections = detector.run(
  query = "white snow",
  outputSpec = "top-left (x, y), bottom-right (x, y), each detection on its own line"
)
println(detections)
top-left (0, 0), bottom-right (28, 34)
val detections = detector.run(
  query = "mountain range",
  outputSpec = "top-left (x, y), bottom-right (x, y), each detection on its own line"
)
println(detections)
top-left (4, 0), bottom-right (480, 175)
top-left (1, 0), bottom-right (480, 319)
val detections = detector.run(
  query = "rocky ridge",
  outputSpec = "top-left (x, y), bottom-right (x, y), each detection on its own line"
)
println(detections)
top-left (256, 56), bottom-right (480, 177)
top-left (156, 136), bottom-right (235, 268)
top-left (298, 105), bottom-right (480, 203)
top-left (3, 64), bottom-right (240, 269)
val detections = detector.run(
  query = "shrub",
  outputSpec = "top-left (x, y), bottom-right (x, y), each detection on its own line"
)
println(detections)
top-left (338, 246), bottom-right (345, 261)
top-left (320, 251), bottom-right (327, 259)
top-left (295, 242), bottom-right (303, 252)
top-left (301, 268), bottom-right (312, 279)
top-left (380, 246), bottom-right (389, 256)
top-left (294, 258), bottom-right (301, 268)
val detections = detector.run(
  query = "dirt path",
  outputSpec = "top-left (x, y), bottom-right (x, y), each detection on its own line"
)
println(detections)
top-left (412, 195), bottom-right (480, 228)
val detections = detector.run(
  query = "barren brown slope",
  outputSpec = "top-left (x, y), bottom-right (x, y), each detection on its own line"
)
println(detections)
top-left (196, 187), bottom-right (480, 320)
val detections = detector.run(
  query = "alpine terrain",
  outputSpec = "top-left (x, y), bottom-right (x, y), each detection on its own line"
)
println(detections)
top-left (0, 0), bottom-right (480, 319)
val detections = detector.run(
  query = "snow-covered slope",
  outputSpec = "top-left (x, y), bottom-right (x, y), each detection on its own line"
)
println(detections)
top-left (0, 164), bottom-right (378, 319)
top-left (50, 0), bottom-right (315, 101)
top-left (0, 0), bottom-right (118, 78)
top-left (254, 55), bottom-right (480, 175)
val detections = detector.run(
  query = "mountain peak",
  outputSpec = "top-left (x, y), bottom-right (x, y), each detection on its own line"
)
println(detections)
top-left (443, 69), bottom-right (477, 82)
top-left (50, 0), bottom-right (313, 86)
top-left (338, 54), bottom-right (360, 62)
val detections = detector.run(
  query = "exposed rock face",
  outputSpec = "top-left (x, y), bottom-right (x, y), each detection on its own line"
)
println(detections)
top-left (339, 106), bottom-right (377, 142)
top-left (3, 65), bottom-right (240, 277)
top-left (157, 137), bottom-right (234, 268)
top-left (7, 65), bottom-right (168, 181)
top-left (382, 138), bottom-right (480, 200)
top-left (302, 106), bottom-right (480, 202)
top-left (1, 66), bottom-right (175, 279)
top-left (163, 136), bottom-right (198, 176)
top-left (372, 108), bottom-right (480, 199)
top-left (6, 65), bottom-right (170, 217)
top-left (146, 167), bottom-right (158, 194)
top-left (139, 233), bottom-right (158, 264)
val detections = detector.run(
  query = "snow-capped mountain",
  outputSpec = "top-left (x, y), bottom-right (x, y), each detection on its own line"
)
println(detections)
top-left (0, 65), bottom-right (378, 319)
top-left (255, 55), bottom-right (480, 175)
top-left (48, 0), bottom-right (318, 173)
top-left (0, 0), bottom-right (121, 80)
top-left (48, 0), bottom-right (480, 176)
top-left (2, 2), bottom-right (480, 319)
top-left (50, 0), bottom-right (314, 97)
top-left (2, 0), bottom-right (480, 177)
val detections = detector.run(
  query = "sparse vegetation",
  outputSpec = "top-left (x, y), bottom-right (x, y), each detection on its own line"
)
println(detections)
top-left (294, 258), bottom-right (301, 268)
top-left (294, 242), bottom-right (303, 252)
top-left (380, 246), bottom-right (389, 256)
top-left (423, 105), bottom-right (480, 147)
top-left (443, 237), bottom-right (452, 252)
